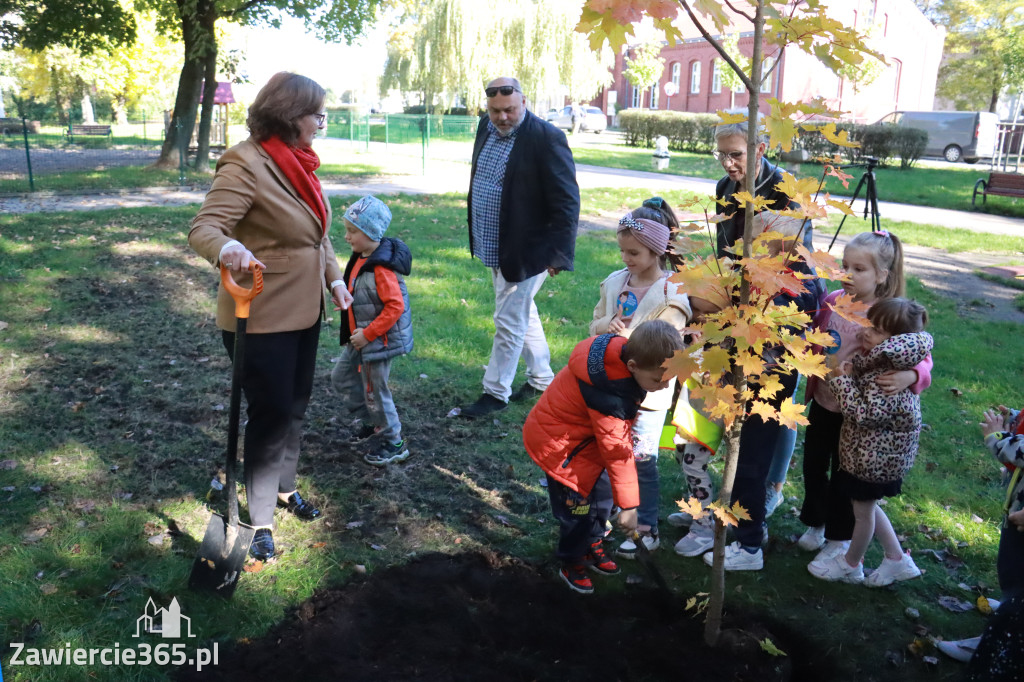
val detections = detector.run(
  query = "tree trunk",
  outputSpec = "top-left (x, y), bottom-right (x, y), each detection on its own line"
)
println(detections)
top-left (194, 34), bottom-right (218, 173)
top-left (703, 0), bottom-right (766, 649)
top-left (154, 0), bottom-right (217, 170)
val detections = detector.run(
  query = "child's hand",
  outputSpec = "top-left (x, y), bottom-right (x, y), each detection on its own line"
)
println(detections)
top-left (332, 285), bottom-right (353, 311)
top-left (616, 508), bottom-right (638, 533)
top-left (607, 316), bottom-right (626, 334)
top-left (981, 409), bottom-right (1005, 438)
top-left (349, 328), bottom-right (368, 350)
top-left (875, 369), bottom-right (916, 395)
top-left (1008, 509), bottom-right (1024, 532)
top-left (833, 360), bottom-right (852, 377)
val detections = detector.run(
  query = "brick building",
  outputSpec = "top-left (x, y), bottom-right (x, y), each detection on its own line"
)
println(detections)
top-left (594, 0), bottom-right (944, 125)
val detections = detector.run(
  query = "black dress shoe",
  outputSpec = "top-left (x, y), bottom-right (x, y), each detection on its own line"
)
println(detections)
top-left (456, 393), bottom-right (507, 418)
top-left (250, 528), bottom-right (275, 560)
top-left (278, 491), bottom-right (322, 521)
top-left (510, 383), bottom-right (544, 402)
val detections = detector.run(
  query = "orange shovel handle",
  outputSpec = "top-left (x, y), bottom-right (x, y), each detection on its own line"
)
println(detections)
top-left (220, 264), bottom-right (263, 318)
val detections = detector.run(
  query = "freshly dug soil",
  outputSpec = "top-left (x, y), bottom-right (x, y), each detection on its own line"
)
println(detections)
top-left (176, 551), bottom-right (836, 682)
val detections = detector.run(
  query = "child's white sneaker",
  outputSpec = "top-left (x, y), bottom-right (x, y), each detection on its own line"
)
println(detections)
top-left (865, 551), bottom-right (922, 587)
top-left (674, 522), bottom-right (714, 557)
top-left (615, 531), bottom-right (660, 559)
top-left (807, 554), bottom-right (864, 583)
top-left (797, 525), bottom-right (827, 551)
top-left (703, 541), bottom-right (763, 571)
top-left (666, 511), bottom-right (693, 527)
top-left (812, 540), bottom-right (850, 564)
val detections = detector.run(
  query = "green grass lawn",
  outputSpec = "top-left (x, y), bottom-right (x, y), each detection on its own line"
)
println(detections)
top-left (0, 193), bottom-right (1019, 680)
top-left (568, 136), bottom-right (1024, 219)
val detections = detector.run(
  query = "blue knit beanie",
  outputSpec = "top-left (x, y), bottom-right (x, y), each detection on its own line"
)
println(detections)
top-left (343, 195), bottom-right (392, 241)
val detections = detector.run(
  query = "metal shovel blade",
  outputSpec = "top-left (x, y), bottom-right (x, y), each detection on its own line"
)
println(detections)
top-left (632, 532), bottom-right (672, 597)
top-left (188, 513), bottom-right (255, 598)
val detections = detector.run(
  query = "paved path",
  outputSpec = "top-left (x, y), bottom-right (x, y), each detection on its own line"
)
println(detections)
top-left (3, 163), bottom-right (1023, 237)
top-left (2, 162), bottom-right (1021, 323)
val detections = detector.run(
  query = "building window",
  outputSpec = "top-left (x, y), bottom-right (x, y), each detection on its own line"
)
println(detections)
top-left (711, 59), bottom-right (722, 94)
top-left (690, 61), bottom-right (701, 94)
top-left (649, 82), bottom-right (659, 109)
top-left (671, 62), bottom-right (680, 89)
top-left (760, 56), bottom-right (775, 94)
top-left (631, 85), bottom-right (640, 108)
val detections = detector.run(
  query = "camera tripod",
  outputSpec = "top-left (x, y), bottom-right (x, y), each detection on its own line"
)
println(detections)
top-left (828, 156), bottom-right (882, 252)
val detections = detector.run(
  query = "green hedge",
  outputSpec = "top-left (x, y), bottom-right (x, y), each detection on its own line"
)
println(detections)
top-left (618, 110), bottom-right (720, 153)
top-left (793, 123), bottom-right (929, 169)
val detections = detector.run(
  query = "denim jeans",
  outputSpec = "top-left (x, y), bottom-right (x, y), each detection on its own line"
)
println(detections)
top-left (632, 407), bottom-right (665, 531)
top-left (482, 268), bottom-right (554, 401)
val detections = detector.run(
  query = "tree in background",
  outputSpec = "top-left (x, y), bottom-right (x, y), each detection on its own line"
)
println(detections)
top-left (915, 0), bottom-right (1024, 112)
top-left (623, 41), bottom-right (665, 109)
top-left (133, 0), bottom-right (385, 171)
top-left (578, 0), bottom-right (878, 648)
top-left (5, 11), bottom-right (183, 126)
top-left (381, 0), bottom-right (613, 113)
top-left (0, 0), bottom-right (136, 54)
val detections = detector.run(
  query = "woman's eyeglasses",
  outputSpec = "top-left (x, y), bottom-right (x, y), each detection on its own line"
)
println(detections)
top-left (485, 85), bottom-right (519, 97)
top-left (312, 113), bottom-right (326, 126)
top-left (712, 150), bottom-right (745, 164)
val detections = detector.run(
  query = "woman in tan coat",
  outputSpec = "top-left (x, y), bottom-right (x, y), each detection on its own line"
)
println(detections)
top-left (189, 72), bottom-right (349, 560)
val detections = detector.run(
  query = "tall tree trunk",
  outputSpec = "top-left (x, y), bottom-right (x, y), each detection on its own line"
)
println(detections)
top-left (154, 0), bottom-right (216, 170)
top-left (194, 33), bottom-right (218, 173)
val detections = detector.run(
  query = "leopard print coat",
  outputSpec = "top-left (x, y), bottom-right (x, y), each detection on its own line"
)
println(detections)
top-left (829, 332), bottom-right (934, 484)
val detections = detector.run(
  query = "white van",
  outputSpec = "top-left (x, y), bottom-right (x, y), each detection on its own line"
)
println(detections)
top-left (876, 110), bottom-right (999, 163)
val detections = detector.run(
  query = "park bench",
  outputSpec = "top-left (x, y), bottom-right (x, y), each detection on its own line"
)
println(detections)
top-left (65, 124), bottom-right (112, 142)
top-left (973, 171), bottom-right (1024, 206)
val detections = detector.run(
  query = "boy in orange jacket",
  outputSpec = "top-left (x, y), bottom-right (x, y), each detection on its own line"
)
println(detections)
top-left (523, 320), bottom-right (684, 594)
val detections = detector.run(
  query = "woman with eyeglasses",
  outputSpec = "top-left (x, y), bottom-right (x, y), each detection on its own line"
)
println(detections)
top-left (712, 110), bottom-right (814, 259)
top-left (189, 72), bottom-right (350, 561)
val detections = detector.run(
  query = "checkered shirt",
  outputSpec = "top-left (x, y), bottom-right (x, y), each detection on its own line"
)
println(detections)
top-left (470, 120), bottom-right (519, 267)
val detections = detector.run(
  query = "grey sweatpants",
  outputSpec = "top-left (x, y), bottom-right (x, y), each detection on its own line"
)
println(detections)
top-left (331, 345), bottom-right (402, 443)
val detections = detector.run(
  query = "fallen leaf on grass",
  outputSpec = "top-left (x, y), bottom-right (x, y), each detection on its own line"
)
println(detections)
top-left (0, 460), bottom-right (17, 470)
top-left (310, 542), bottom-right (327, 549)
top-left (625, 574), bottom-right (643, 585)
top-left (147, 533), bottom-right (167, 546)
top-left (243, 561), bottom-right (263, 573)
top-left (353, 564), bottom-right (366, 574)
top-left (39, 584), bottom-right (57, 595)
top-left (950, 387), bottom-right (963, 397)
top-left (494, 515), bottom-right (514, 528)
top-left (977, 596), bottom-right (996, 614)
top-left (22, 527), bottom-right (49, 543)
top-left (938, 595), bottom-right (974, 612)
top-left (345, 520), bottom-right (364, 529)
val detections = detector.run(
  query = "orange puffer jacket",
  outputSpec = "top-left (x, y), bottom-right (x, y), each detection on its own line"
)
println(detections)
top-left (523, 334), bottom-right (646, 509)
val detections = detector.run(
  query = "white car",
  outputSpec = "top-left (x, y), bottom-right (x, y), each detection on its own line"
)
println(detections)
top-left (546, 106), bottom-right (607, 133)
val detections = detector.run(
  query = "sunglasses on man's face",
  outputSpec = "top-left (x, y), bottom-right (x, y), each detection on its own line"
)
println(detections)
top-left (485, 85), bottom-right (519, 98)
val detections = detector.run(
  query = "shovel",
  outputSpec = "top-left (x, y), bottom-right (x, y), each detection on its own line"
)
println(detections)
top-left (631, 531), bottom-right (672, 598)
top-left (188, 264), bottom-right (263, 597)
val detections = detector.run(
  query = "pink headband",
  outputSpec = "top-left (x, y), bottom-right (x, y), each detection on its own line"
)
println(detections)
top-left (617, 215), bottom-right (670, 254)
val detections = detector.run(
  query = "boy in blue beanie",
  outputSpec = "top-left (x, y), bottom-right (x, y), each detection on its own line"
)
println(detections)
top-left (331, 195), bottom-right (414, 466)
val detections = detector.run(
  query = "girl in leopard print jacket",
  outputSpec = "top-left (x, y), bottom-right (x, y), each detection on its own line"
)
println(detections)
top-left (814, 299), bottom-right (932, 587)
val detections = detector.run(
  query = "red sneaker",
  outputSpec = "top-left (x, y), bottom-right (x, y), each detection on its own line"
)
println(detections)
top-left (559, 564), bottom-right (594, 594)
top-left (587, 540), bottom-right (620, 575)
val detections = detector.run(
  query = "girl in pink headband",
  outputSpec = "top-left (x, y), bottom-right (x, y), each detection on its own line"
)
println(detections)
top-left (590, 199), bottom-right (691, 560)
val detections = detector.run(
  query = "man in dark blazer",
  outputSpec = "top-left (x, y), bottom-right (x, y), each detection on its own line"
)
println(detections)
top-left (455, 76), bottom-right (580, 418)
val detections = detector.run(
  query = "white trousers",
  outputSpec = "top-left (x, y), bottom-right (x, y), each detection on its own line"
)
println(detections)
top-left (482, 268), bottom-right (554, 402)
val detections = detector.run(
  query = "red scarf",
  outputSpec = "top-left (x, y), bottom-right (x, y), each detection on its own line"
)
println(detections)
top-left (260, 135), bottom-right (328, 234)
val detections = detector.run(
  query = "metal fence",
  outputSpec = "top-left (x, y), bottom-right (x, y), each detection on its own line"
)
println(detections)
top-left (326, 112), bottom-right (480, 171)
top-left (0, 112), bottom-right (483, 193)
top-left (0, 117), bottom-right (193, 193)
